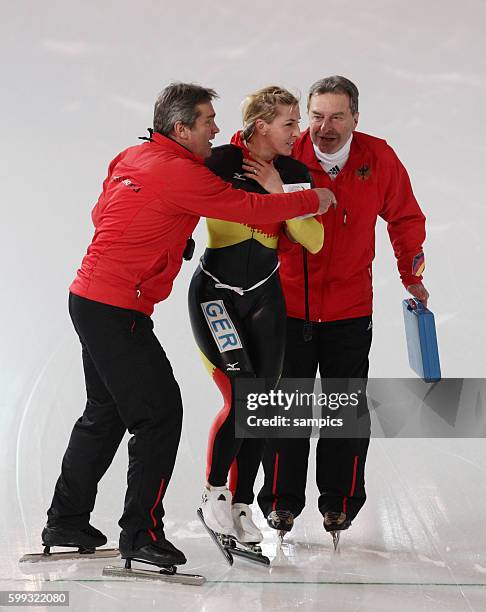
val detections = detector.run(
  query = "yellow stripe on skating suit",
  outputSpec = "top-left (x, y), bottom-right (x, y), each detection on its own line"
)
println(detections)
top-left (285, 217), bottom-right (324, 254)
top-left (206, 219), bottom-right (279, 249)
top-left (199, 349), bottom-right (216, 378)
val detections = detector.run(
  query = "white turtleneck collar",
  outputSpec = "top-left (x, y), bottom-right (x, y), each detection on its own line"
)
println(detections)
top-left (313, 134), bottom-right (353, 180)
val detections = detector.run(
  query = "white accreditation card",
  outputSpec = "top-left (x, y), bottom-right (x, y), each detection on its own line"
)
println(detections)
top-left (282, 183), bottom-right (311, 193)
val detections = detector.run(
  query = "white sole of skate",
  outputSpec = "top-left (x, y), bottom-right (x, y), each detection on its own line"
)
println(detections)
top-left (19, 548), bottom-right (120, 563)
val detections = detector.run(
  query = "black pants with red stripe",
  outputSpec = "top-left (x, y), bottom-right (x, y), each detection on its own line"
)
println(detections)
top-left (188, 267), bottom-right (286, 504)
top-left (47, 293), bottom-right (183, 550)
top-left (258, 315), bottom-right (372, 522)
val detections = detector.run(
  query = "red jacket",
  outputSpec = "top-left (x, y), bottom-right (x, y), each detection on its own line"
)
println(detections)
top-left (279, 129), bottom-right (426, 322)
top-left (70, 133), bottom-right (318, 315)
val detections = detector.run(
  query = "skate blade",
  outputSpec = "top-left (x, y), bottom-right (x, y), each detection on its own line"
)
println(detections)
top-left (228, 545), bottom-right (270, 566)
top-left (331, 531), bottom-right (341, 551)
top-left (196, 508), bottom-right (233, 566)
top-left (103, 565), bottom-right (205, 586)
top-left (19, 548), bottom-right (120, 563)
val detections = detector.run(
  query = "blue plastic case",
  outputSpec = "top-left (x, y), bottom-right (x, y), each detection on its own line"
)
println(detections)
top-left (402, 298), bottom-right (441, 382)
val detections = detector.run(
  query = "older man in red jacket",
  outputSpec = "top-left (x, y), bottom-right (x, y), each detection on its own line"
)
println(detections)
top-left (43, 82), bottom-right (334, 568)
top-left (258, 76), bottom-right (428, 539)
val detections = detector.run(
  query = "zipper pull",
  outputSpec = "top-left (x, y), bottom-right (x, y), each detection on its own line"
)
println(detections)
top-left (343, 209), bottom-right (347, 225)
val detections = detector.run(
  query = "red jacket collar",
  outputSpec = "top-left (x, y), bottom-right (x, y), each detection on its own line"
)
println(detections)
top-left (230, 130), bottom-right (252, 158)
top-left (151, 132), bottom-right (204, 163)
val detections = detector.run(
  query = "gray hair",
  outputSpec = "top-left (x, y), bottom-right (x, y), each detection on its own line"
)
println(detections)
top-left (153, 82), bottom-right (218, 136)
top-left (307, 76), bottom-right (359, 115)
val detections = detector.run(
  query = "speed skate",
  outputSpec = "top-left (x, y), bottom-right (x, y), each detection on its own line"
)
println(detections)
top-left (197, 507), bottom-right (270, 566)
top-left (323, 511), bottom-right (352, 551)
top-left (20, 524), bottom-right (119, 564)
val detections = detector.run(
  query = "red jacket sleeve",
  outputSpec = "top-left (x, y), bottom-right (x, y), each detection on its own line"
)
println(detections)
top-left (379, 145), bottom-right (426, 288)
top-left (163, 158), bottom-right (319, 224)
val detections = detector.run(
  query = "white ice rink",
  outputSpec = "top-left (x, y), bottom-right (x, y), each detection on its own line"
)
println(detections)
top-left (2, 1), bottom-right (486, 610)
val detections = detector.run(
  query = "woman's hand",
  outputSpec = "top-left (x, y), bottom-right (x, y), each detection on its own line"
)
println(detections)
top-left (242, 156), bottom-right (284, 193)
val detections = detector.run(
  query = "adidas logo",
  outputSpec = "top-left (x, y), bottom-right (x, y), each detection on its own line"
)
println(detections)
top-left (328, 165), bottom-right (341, 177)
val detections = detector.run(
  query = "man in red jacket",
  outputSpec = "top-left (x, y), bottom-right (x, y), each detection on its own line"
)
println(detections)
top-left (43, 82), bottom-right (335, 568)
top-left (258, 76), bottom-right (428, 539)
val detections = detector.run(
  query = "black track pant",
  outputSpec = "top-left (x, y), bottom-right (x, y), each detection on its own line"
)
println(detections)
top-left (188, 267), bottom-right (286, 504)
top-left (258, 315), bottom-right (372, 521)
top-left (47, 293), bottom-right (183, 550)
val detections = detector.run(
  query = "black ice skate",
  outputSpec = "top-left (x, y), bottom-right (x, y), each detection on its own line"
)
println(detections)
top-left (323, 511), bottom-right (352, 551)
top-left (197, 508), bottom-right (269, 566)
top-left (103, 538), bottom-right (205, 586)
top-left (266, 510), bottom-right (294, 543)
top-left (20, 524), bottom-right (119, 563)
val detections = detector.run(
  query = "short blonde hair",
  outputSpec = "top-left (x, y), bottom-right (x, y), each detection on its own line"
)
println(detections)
top-left (241, 86), bottom-right (299, 141)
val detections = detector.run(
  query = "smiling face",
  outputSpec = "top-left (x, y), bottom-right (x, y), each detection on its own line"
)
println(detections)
top-left (308, 92), bottom-right (359, 154)
top-left (175, 102), bottom-right (220, 159)
top-left (256, 104), bottom-right (301, 157)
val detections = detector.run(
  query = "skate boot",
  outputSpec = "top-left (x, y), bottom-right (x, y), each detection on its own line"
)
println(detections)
top-left (120, 537), bottom-right (186, 567)
top-left (232, 503), bottom-right (263, 547)
top-left (266, 510), bottom-right (294, 542)
top-left (41, 523), bottom-right (107, 554)
top-left (228, 503), bottom-right (269, 564)
top-left (323, 511), bottom-right (351, 551)
top-left (200, 486), bottom-right (235, 539)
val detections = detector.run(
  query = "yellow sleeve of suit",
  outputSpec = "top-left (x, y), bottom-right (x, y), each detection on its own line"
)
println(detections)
top-left (285, 217), bottom-right (324, 254)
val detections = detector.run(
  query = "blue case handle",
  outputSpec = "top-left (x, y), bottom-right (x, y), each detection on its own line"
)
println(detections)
top-left (406, 298), bottom-right (427, 312)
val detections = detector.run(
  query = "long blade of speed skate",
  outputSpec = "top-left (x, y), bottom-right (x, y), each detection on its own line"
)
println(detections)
top-left (103, 565), bottom-right (205, 586)
top-left (228, 545), bottom-right (270, 566)
top-left (196, 508), bottom-right (233, 566)
top-left (19, 548), bottom-right (120, 563)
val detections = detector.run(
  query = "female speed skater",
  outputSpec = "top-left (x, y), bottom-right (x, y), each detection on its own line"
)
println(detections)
top-left (188, 86), bottom-right (333, 548)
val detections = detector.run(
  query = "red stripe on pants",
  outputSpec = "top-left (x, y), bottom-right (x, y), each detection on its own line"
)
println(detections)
top-left (271, 452), bottom-right (279, 511)
top-left (342, 455), bottom-right (359, 515)
top-left (228, 458), bottom-right (238, 497)
top-left (148, 478), bottom-right (166, 541)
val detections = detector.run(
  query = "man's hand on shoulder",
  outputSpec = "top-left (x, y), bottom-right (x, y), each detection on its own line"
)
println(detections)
top-left (406, 283), bottom-right (429, 308)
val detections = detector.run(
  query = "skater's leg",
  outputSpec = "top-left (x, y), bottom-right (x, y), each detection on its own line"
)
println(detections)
top-left (47, 343), bottom-right (126, 529)
top-left (189, 270), bottom-right (259, 535)
top-left (232, 276), bottom-right (286, 507)
top-left (259, 437), bottom-right (310, 519)
top-left (316, 316), bottom-right (372, 522)
top-left (230, 439), bottom-right (263, 505)
top-left (64, 293), bottom-right (183, 551)
top-left (258, 316), bottom-right (318, 519)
